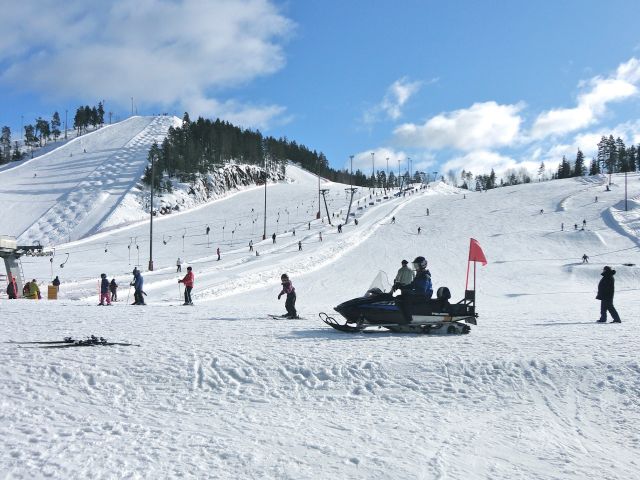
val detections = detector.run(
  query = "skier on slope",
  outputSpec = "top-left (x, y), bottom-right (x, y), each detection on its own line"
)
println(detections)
top-left (109, 278), bottom-right (118, 302)
top-left (131, 268), bottom-right (145, 305)
top-left (277, 274), bottom-right (298, 318)
top-left (6, 274), bottom-right (17, 299)
top-left (178, 266), bottom-right (194, 305)
top-left (98, 273), bottom-right (111, 306)
top-left (596, 266), bottom-right (621, 323)
top-left (176, 257), bottom-right (183, 272)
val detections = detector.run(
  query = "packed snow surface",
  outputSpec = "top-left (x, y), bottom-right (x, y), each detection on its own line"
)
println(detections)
top-left (1, 118), bottom-right (639, 479)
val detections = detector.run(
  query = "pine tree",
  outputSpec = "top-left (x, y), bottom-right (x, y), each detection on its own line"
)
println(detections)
top-left (573, 149), bottom-right (585, 177)
top-left (0, 126), bottom-right (10, 163)
top-left (537, 161), bottom-right (545, 181)
top-left (97, 102), bottom-right (105, 125)
top-left (588, 158), bottom-right (600, 175)
top-left (51, 112), bottom-right (61, 141)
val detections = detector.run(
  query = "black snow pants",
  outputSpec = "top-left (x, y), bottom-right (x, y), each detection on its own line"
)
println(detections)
top-left (285, 292), bottom-right (297, 317)
top-left (600, 299), bottom-right (621, 322)
top-left (184, 286), bottom-right (193, 304)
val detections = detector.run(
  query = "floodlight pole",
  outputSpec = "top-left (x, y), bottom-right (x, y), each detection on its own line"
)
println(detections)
top-left (263, 156), bottom-right (267, 240)
top-left (148, 152), bottom-right (155, 271)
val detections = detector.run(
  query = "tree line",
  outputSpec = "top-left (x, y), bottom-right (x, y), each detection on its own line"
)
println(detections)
top-left (0, 102), bottom-right (105, 164)
top-left (143, 113), bottom-right (389, 191)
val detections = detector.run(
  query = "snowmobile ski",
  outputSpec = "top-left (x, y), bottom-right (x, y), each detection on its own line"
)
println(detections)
top-left (7, 337), bottom-right (75, 344)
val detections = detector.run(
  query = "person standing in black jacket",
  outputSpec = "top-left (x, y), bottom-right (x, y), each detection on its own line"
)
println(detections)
top-left (596, 266), bottom-right (621, 323)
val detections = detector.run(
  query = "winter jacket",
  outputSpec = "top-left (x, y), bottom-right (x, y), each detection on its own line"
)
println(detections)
top-left (134, 272), bottom-right (144, 291)
top-left (404, 270), bottom-right (433, 297)
top-left (279, 280), bottom-right (295, 297)
top-left (7, 281), bottom-right (16, 298)
top-left (597, 269), bottom-right (616, 301)
top-left (101, 277), bottom-right (109, 294)
top-left (394, 266), bottom-right (414, 286)
top-left (180, 271), bottom-right (194, 288)
top-left (109, 280), bottom-right (118, 292)
top-left (52, 277), bottom-right (60, 287)
top-left (27, 282), bottom-right (40, 300)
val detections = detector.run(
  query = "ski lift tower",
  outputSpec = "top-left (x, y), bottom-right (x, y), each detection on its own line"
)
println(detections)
top-left (0, 235), bottom-right (42, 293)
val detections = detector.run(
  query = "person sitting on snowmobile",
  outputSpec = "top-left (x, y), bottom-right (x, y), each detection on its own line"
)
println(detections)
top-left (400, 256), bottom-right (433, 299)
top-left (277, 274), bottom-right (298, 318)
top-left (392, 259), bottom-right (414, 291)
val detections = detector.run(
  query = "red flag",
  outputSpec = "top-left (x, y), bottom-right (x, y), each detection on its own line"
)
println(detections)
top-left (468, 238), bottom-right (487, 265)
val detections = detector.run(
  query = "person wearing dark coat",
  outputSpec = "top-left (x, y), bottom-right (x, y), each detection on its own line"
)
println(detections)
top-left (6, 275), bottom-right (17, 299)
top-left (98, 273), bottom-right (111, 305)
top-left (596, 266), bottom-right (621, 323)
top-left (52, 276), bottom-right (61, 290)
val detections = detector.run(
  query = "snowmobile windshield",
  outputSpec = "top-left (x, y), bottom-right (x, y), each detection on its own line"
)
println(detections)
top-left (366, 271), bottom-right (392, 295)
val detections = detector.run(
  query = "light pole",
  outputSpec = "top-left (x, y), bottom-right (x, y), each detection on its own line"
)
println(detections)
top-left (408, 157), bottom-right (412, 182)
top-left (148, 152), bottom-right (155, 271)
top-left (21, 115), bottom-right (24, 143)
top-left (263, 156), bottom-right (267, 240)
top-left (131, 97), bottom-right (134, 117)
top-left (64, 110), bottom-right (67, 140)
top-left (349, 155), bottom-right (354, 188)
top-left (371, 152), bottom-right (375, 188)
top-left (386, 157), bottom-right (389, 189)
top-left (397, 159), bottom-right (401, 188)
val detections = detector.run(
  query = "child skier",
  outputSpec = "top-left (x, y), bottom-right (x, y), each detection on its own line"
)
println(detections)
top-left (277, 274), bottom-right (298, 318)
top-left (109, 278), bottom-right (118, 301)
top-left (178, 266), bottom-right (194, 305)
top-left (98, 273), bottom-right (111, 305)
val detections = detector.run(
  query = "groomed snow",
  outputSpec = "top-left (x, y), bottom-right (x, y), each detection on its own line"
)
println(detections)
top-left (1, 118), bottom-right (639, 479)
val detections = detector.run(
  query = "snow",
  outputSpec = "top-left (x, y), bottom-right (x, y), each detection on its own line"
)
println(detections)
top-left (1, 117), bottom-right (640, 479)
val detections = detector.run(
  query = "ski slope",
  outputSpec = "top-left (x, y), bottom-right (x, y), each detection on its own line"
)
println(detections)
top-left (0, 116), bottom-right (179, 246)
top-left (1, 119), bottom-right (640, 478)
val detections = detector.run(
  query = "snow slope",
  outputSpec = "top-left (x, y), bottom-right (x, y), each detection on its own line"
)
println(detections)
top-left (1, 125), bottom-right (640, 478)
top-left (0, 116), bottom-right (180, 246)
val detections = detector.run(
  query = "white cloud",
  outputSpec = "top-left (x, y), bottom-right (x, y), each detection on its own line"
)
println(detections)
top-left (393, 101), bottom-right (523, 151)
top-left (0, 0), bottom-right (293, 129)
top-left (530, 58), bottom-right (640, 139)
top-left (363, 77), bottom-right (423, 124)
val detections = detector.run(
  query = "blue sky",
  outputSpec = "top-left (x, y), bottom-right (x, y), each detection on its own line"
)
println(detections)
top-left (1, 0), bottom-right (640, 178)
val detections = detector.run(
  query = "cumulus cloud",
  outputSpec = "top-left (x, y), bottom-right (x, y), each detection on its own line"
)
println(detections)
top-left (393, 101), bottom-right (524, 151)
top-left (363, 77), bottom-right (424, 124)
top-left (0, 0), bottom-right (293, 129)
top-left (530, 58), bottom-right (640, 139)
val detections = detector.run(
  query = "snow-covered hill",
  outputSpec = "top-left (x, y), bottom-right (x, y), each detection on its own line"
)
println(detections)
top-left (0, 116), bottom-right (180, 245)
top-left (1, 121), bottom-right (639, 478)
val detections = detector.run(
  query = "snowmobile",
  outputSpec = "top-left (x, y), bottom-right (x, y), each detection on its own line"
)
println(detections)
top-left (319, 272), bottom-right (478, 334)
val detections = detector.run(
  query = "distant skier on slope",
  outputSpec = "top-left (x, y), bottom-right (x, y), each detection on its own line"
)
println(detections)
top-left (582, 254), bottom-right (589, 264)
top-left (596, 266), bottom-right (621, 323)
top-left (178, 266), bottom-right (194, 305)
top-left (176, 257), bottom-right (183, 272)
top-left (277, 274), bottom-right (298, 319)
top-left (6, 274), bottom-right (17, 299)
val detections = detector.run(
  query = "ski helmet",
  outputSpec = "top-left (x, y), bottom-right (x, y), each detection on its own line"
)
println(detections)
top-left (412, 256), bottom-right (428, 270)
top-left (281, 273), bottom-right (289, 280)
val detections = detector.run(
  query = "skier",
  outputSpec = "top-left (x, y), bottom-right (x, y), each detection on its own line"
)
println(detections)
top-left (52, 275), bottom-right (61, 291)
top-left (176, 257), bottom-right (183, 272)
top-left (391, 216), bottom-right (396, 224)
top-left (131, 268), bottom-right (145, 305)
top-left (292, 229), bottom-right (296, 236)
top-left (540, 209), bottom-right (544, 214)
top-left (582, 219), bottom-right (587, 228)
top-left (206, 226), bottom-right (210, 236)
top-left (596, 266), bottom-right (621, 323)
top-left (418, 226), bottom-right (421, 234)
top-left (354, 218), bottom-right (358, 226)
top-left (6, 274), bottom-right (17, 299)
top-left (272, 233), bottom-right (276, 244)
top-left (392, 259), bottom-right (414, 291)
top-left (337, 224), bottom-right (342, 233)
top-left (308, 222), bottom-right (311, 230)
top-left (595, 196), bottom-right (598, 202)
top-left (109, 278), bottom-right (118, 302)
top-left (277, 274), bottom-right (298, 318)
top-left (561, 223), bottom-right (564, 231)
top-left (574, 224), bottom-right (578, 230)
top-left (582, 253), bottom-right (589, 263)
top-left (298, 241), bottom-right (302, 251)
top-left (426, 208), bottom-right (429, 216)
top-left (249, 240), bottom-right (253, 252)
top-left (319, 231), bottom-right (322, 242)
top-left (98, 274), bottom-right (111, 306)
top-left (217, 247), bottom-right (221, 261)
top-left (178, 266), bottom-right (194, 305)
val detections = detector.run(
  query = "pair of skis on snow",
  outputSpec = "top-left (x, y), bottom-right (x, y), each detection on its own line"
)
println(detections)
top-left (7, 335), bottom-right (140, 348)
top-left (268, 314), bottom-right (303, 320)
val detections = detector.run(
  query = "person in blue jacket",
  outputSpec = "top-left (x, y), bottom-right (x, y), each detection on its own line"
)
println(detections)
top-left (131, 268), bottom-right (145, 305)
top-left (98, 273), bottom-right (111, 305)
